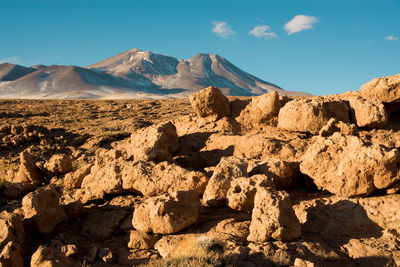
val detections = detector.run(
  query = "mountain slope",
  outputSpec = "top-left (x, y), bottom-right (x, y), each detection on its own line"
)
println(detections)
top-left (0, 63), bottom-right (37, 81)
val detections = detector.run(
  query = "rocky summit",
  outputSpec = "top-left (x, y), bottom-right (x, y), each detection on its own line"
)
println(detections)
top-left (1, 75), bottom-right (400, 266)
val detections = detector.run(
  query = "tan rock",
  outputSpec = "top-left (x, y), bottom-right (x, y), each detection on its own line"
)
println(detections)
top-left (227, 175), bottom-right (274, 212)
top-left (132, 190), bottom-right (200, 234)
top-left (128, 230), bottom-right (160, 250)
top-left (131, 121), bottom-right (179, 163)
top-left (189, 86), bottom-right (230, 120)
top-left (63, 164), bottom-right (92, 189)
top-left (360, 73), bottom-right (400, 103)
top-left (247, 187), bottom-right (301, 242)
top-left (294, 258), bottom-right (315, 267)
top-left (22, 187), bottom-right (67, 235)
top-left (174, 115), bottom-right (241, 136)
top-left (300, 133), bottom-right (400, 197)
top-left (0, 211), bottom-right (24, 247)
top-left (0, 241), bottom-right (24, 267)
top-left (319, 118), bottom-right (358, 137)
top-left (44, 154), bottom-right (73, 176)
top-left (248, 158), bottom-right (294, 190)
top-left (278, 97), bottom-right (350, 134)
top-left (237, 91), bottom-right (281, 130)
top-left (202, 156), bottom-right (248, 207)
top-left (122, 161), bottom-right (208, 196)
top-left (154, 234), bottom-right (197, 258)
top-left (14, 150), bottom-right (42, 183)
top-left (30, 246), bottom-right (79, 267)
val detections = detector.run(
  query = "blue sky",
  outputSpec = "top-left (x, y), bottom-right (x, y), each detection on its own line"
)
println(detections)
top-left (0, 0), bottom-right (399, 95)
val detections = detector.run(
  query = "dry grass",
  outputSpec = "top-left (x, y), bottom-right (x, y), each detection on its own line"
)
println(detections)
top-left (0, 158), bottom-right (18, 187)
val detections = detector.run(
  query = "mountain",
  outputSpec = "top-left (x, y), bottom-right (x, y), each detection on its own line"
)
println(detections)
top-left (0, 63), bottom-right (37, 81)
top-left (0, 49), bottom-right (307, 99)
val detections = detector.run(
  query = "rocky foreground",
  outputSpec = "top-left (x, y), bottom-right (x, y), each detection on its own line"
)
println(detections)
top-left (1, 74), bottom-right (400, 266)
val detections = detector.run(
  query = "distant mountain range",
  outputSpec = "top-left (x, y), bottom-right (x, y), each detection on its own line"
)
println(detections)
top-left (0, 48), bottom-right (307, 99)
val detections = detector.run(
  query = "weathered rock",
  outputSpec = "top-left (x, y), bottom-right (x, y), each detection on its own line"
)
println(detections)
top-left (189, 86), bottom-right (230, 120)
top-left (44, 154), bottom-right (73, 176)
top-left (237, 91), bottom-right (281, 130)
top-left (132, 190), bottom-right (200, 234)
top-left (202, 156), bottom-right (248, 207)
top-left (247, 187), bottom-right (301, 242)
top-left (128, 230), bottom-right (160, 250)
top-left (174, 115), bottom-right (241, 136)
top-left (300, 133), bottom-right (400, 197)
top-left (131, 121), bottom-right (179, 163)
top-left (319, 118), bottom-right (358, 137)
top-left (15, 150), bottom-right (42, 183)
top-left (30, 246), bottom-right (79, 267)
top-left (227, 175), bottom-right (275, 212)
top-left (22, 187), bottom-right (67, 235)
top-left (0, 212), bottom-right (24, 246)
top-left (81, 210), bottom-right (128, 240)
top-left (0, 241), bottom-right (24, 267)
top-left (248, 158), bottom-right (294, 190)
top-left (360, 73), bottom-right (400, 103)
top-left (122, 161), bottom-right (208, 196)
top-left (278, 97), bottom-right (350, 134)
top-left (63, 164), bottom-right (92, 189)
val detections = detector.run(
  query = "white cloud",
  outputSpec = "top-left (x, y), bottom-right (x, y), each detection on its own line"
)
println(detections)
top-left (385, 35), bottom-right (399, 41)
top-left (0, 56), bottom-right (21, 64)
top-left (284, 15), bottom-right (318, 35)
top-left (212, 21), bottom-right (235, 39)
top-left (249, 25), bottom-right (278, 39)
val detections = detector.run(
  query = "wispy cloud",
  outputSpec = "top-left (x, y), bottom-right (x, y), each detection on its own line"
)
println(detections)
top-left (0, 56), bottom-right (21, 64)
top-left (212, 21), bottom-right (235, 39)
top-left (385, 35), bottom-right (399, 41)
top-left (284, 15), bottom-right (318, 35)
top-left (249, 25), bottom-right (277, 39)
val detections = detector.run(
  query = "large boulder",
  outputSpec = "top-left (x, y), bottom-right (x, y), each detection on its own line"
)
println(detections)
top-left (360, 73), bottom-right (400, 103)
top-left (122, 161), bottom-right (208, 196)
top-left (44, 154), bottom-right (73, 176)
top-left (202, 156), bottom-right (248, 207)
top-left (278, 97), bottom-right (350, 134)
top-left (247, 187), bottom-right (301, 242)
top-left (22, 187), bottom-right (67, 235)
top-left (300, 133), bottom-right (400, 197)
top-left (14, 150), bottom-right (41, 183)
top-left (132, 190), bottom-right (200, 234)
top-left (0, 241), bottom-right (24, 267)
top-left (131, 121), bottom-right (179, 163)
top-left (248, 158), bottom-right (294, 190)
top-left (236, 91), bottom-right (281, 130)
top-left (188, 86), bottom-right (230, 120)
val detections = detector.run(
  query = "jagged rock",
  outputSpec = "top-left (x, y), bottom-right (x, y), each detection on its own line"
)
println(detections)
top-left (30, 246), bottom-right (79, 267)
top-left (0, 211), bottom-right (24, 246)
top-left (189, 86), bottom-right (230, 120)
top-left (128, 230), bottom-right (160, 250)
top-left (294, 258), bottom-right (315, 267)
top-left (319, 118), bottom-right (358, 137)
top-left (202, 156), bottom-right (248, 207)
top-left (131, 121), bottom-right (179, 163)
top-left (247, 187), bottom-right (301, 242)
top-left (63, 164), bottom-right (92, 189)
top-left (278, 97), bottom-right (350, 134)
top-left (122, 161), bottom-right (208, 196)
top-left (0, 241), bottom-right (24, 267)
top-left (300, 133), bottom-right (400, 197)
top-left (44, 154), bottom-right (73, 176)
top-left (132, 190), bottom-right (200, 234)
top-left (227, 174), bottom-right (275, 212)
top-left (237, 91), bottom-right (281, 130)
top-left (360, 73), bottom-right (400, 103)
top-left (14, 150), bottom-right (41, 183)
top-left (174, 115), bottom-right (241, 136)
top-left (248, 158), bottom-right (294, 190)
top-left (22, 187), bottom-right (67, 235)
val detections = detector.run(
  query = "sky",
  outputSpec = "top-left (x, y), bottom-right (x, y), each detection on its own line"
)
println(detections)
top-left (0, 0), bottom-right (399, 95)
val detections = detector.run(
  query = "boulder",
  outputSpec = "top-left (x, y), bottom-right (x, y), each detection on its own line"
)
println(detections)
top-left (360, 73), bottom-right (400, 103)
top-left (319, 118), bottom-right (358, 137)
top-left (44, 154), bottom-right (73, 176)
top-left (128, 230), bottom-right (160, 250)
top-left (131, 121), bottom-right (179, 163)
top-left (22, 187), bottom-right (67, 235)
top-left (132, 190), bottom-right (200, 234)
top-left (0, 241), bottom-right (24, 267)
top-left (247, 187), bottom-right (301, 242)
top-left (30, 246), bottom-right (79, 267)
top-left (188, 86), bottom-right (230, 120)
top-left (227, 174), bottom-right (274, 212)
top-left (237, 91), bottom-right (281, 130)
top-left (63, 164), bottom-right (92, 189)
top-left (202, 156), bottom-right (248, 207)
top-left (248, 158), bottom-right (294, 190)
top-left (0, 211), bottom-right (24, 246)
top-left (15, 150), bottom-right (42, 183)
top-left (122, 161), bottom-right (208, 196)
top-left (278, 97), bottom-right (350, 134)
top-left (300, 133), bottom-right (400, 197)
